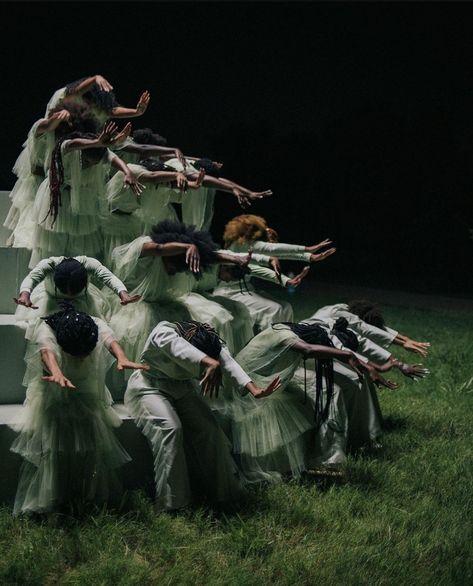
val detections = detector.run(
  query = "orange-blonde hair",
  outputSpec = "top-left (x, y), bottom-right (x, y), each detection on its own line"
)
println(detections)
top-left (223, 214), bottom-right (272, 247)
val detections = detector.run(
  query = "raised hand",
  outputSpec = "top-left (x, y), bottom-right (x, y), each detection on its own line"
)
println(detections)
top-left (95, 75), bottom-right (114, 92)
top-left (287, 266), bottom-right (310, 288)
top-left (185, 244), bottom-right (201, 274)
top-left (305, 238), bottom-right (333, 253)
top-left (175, 149), bottom-right (187, 169)
top-left (200, 358), bottom-right (222, 398)
top-left (116, 358), bottom-right (150, 371)
top-left (54, 109), bottom-right (72, 125)
top-left (403, 338), bottom-right (431, 358)
top-left (13, 292), bottom-right (38, 309)
top-left (136, 91), bottom-right (151, 115)
top-left (119, 291), bottom-right (141, 306)
top-left (309, 247), bottom-right (336, 263)
top-left (249, 376), bottom-right (282, 398)
top-left (97, 121), bottom-right (119, 146)
top-left (42, 373), bottom-right (76, 389)
top-left (112, 121), bottom-right (132, 146)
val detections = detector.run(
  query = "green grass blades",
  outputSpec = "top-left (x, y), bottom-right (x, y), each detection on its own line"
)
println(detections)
top-left (1, 292), bottom-right (472, 585)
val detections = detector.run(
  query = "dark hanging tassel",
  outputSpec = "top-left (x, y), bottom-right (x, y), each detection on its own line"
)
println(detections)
top-left (314, 357), bottom-right (334, 428)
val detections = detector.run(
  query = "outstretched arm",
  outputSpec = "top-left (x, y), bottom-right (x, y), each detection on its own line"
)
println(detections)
top-left (122, 143), bottom-right (186, 167)
top-left (140, 241), bottom-right (201, 273)
top-left (109, 341), bottom-right (149, 371)
top-left (40, 348), bottom-right (76, 389)
top-left (36, 111), bottom-right (72, 136)
top-left (67, 74), bottom-right (114, 96)
top-left (391, 333), bottom-right (431, 358)
top-left (111, 91), bottom-right (151, 118)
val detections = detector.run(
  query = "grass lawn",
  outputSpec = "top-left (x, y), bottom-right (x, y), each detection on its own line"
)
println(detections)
top-left (1, 287), bottom-right (472, 585)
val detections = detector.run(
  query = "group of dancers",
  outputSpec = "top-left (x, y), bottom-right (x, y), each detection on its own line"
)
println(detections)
top-left (5, 74), bottom-right (430, 515)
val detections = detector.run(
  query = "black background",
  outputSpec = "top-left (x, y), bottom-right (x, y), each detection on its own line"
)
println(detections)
top-left (1, 1), bottom-right (472, 296)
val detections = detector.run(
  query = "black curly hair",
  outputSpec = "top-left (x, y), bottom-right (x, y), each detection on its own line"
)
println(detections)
top-left (347, 299), bottom-right (386, 330)
top-left (53, 258), bottom-right (88, 296)
top-left (65, 78), bottom-right (120, 113)
top-left (42, 301), bottom-right (98, 357)
top-left (149, 220), bottom-right (219, 274)
top-left (48, 99), bottom-right (98, 139)
top-left (174, 320), bottom-right (223, 359)
top-left (132, 128), bottom-right (168, 146)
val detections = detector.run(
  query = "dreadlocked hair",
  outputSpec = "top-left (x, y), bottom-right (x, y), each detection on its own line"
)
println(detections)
top-left (47, 131), bottom-right (103, 224)
top-left (223, 215), bottom-right (272, 248)
top-left (48, 99), bottom-right (98, 139)
top-left (150, 220), bottom-right (219, 273)
top-left (53, 258), bottom-right (88, 296)
top-left (42, 301), bottom-right (98, 357)
top-left (347, 299), bottom-right (387, 331)
top-left (273, 321), bottom-right (335, 426)
top-left (139, 158), bottom-right (173, 172)
top-left (174, 320), bottom-right (223, 360)
top-left (132, 128), bottom-right (168, 146)
top-left (191, 159), bottom-right (221, 177)
top-left (330, 317), bottom-right (359, 352)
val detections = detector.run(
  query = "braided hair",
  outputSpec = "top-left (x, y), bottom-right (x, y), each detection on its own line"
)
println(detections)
top-left (174, 320), bottom-right (223, 359)
top-left (139, 158), bottom-right (174, 172)
top-left (330, 317), bottom-right (359, 352)
top-left (347, 299), bottom-right (387, 331)
top-left (149, 220), bottom-right (219, 274)
top-left (42, 301), bottom-right (98, 357)
top-left (132, 128), bottom-right (168, 146)
top-left (191, 159), bottom-right (221, 177)
top-left (47, 131), bottom-right (104, 224)
top-left (53, 258), bottom-right (88, 296)
top-left (273, 321), bottom-right (335, 425)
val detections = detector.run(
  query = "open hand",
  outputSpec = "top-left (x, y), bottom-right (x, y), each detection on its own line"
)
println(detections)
top-left (185, 244), bottom-right (201, 273)
top-left (305, 238), bottom-right (332, 253)
top-left (403, 339), bottom-right (430, 358)
top-left (136, 91), bottom-right (151, 115)
top-left (368, 367), bottom-right (400, 390)
top-left (398, 362), bottom-right (429, 380)
top-left (95, 75), bottom-right (114, 92)
top-left (200, 358), bottom-right (222, 398)
top-left (124, 173), bottom-right (145, 196)
top-left (113, 121), bottom-right (132, 146)
top-left (98, 121), bottom-right (119, 146)
top-left (249, 376), bottom-right (282, 398)
top-left (309, 247), bottom-right (336, 262)
top-left (287, 266), bottom-right (310, 288)
top-left (42, 373), bottom-right (76, 389)
top-left (117, 358), bottom-right (150, 371)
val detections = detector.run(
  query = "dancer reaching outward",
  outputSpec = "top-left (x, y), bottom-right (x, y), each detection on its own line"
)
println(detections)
top-left (125, 319), bottom-right (280, 511)
top-left (10, 302), bottom-right (148, 515)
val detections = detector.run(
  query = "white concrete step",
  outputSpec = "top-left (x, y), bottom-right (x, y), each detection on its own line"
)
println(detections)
top-left (0, 190), bottom-right (12, 246)
top-left (0, 315), bottom-right (27, 404)
top-left (0, 403), bottom-right (155, 505)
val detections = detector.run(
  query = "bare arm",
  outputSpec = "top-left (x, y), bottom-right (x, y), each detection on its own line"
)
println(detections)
top-left (67, 75), bottom-right (113, 96)
top-left (109, 341), bottom-right (149, 371)
top-left (140, 242), bottom-right (201, 273)
top-left (111, 91), bottom-right (151, 119)
top-left (40, 348), bottom-right (76, 389)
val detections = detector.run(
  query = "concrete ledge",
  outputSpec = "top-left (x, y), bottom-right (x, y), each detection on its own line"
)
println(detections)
top-left (0, 403), bottom-right (155, 505)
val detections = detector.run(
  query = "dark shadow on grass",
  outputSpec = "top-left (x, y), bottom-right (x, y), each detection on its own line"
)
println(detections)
top-left (382, 414), bottom-right (408, 432)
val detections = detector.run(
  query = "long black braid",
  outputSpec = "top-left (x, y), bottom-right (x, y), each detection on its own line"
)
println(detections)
top-left (330, 317), bottom-right (359, 352)
top-left (273, 322), bottom-right (335, 425)
top-left (174, 320), bottom-right (224, 360)
top-left (46, 131), bottom-right (103, 225)
top-left (42, 301), bottom-right (98, 357)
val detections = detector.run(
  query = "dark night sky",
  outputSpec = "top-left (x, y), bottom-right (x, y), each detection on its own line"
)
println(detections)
top-left (1, 1), bottom-right (472, 296)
